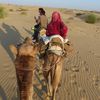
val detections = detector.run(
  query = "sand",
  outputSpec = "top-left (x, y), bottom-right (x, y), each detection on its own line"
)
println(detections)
top-left (0, 4), bottom-right (100, 100)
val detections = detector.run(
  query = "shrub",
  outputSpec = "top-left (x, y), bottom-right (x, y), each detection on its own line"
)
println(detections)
top-left (85, 14), bottom-right (97, 24)
top-left (76, 13), bottom-right (83, 16)
top-left (97, 17), bottom-right (100, 22)
top-left (20, 11), bottom-right (27, 15)
top-left (9, 9), bottom-right (13, 12)
top-left (0, 7), bottom-right (7, 19)
top-left (17, 7), bottom-right (28, 12)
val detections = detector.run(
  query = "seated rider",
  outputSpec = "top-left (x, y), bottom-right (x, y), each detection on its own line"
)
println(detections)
top-left (46, 11), bottom-right (68, 43)
top-left (32, 8), bottom-right (48, 42)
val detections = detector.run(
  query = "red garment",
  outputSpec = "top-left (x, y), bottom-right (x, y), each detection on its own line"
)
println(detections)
top-left (46, 11), bottom-right (68, 39)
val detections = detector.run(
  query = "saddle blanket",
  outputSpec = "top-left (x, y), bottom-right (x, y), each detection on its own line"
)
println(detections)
top-left (40, 34), bottom-right (69, 45)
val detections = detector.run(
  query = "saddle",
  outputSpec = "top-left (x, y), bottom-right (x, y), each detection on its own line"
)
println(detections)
top-left (38, 34), bottom-right (64, 58)
top-left (47, 35), bottom-right (64, 56)
top-left (48, 35), bottom-right (74, 57)
top-left (38, 30), bottom-right (73, 57)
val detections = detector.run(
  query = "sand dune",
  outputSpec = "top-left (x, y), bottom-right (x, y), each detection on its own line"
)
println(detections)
top-left (0, 4), bottom-right (100, 100)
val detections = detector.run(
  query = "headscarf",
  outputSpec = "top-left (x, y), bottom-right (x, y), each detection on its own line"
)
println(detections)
top-left (51, 11), bottom-right (62, 23)
top-left (46, 11), bottom-right (68, 38)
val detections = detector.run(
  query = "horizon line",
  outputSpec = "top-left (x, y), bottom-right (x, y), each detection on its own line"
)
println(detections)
top-left (0, 2), bottom-right (100, 12)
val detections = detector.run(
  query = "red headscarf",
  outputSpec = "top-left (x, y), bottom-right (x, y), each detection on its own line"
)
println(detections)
top-left (51, 11), bottom-right (62, 22)
top-left (46, 11), bottom-right (68, 39)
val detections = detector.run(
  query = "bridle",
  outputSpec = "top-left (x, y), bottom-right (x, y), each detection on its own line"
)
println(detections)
top-left (42, 52), bottom-right (62, 72)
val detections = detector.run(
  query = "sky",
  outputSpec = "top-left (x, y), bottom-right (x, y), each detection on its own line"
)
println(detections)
top-left (0, 0), bottom-right (100, 11)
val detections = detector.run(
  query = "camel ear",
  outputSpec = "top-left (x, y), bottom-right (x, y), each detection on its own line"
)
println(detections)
top-left (9, 44), bottom-right (18, 56)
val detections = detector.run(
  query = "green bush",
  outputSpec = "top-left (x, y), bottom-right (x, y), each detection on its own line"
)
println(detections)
top-left (0, 7), bottom-right (7, 19)
top-left (85, 14), bottom-right (97, 24)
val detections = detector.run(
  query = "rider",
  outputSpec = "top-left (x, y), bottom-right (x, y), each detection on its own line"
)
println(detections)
top-left (32, 8), bottom-right (48, 42)
top-left (46, 11), bottom-right (68, 43)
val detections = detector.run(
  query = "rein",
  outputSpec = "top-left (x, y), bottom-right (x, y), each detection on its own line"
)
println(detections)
top-left (41, 52), bottom-right (62, 72)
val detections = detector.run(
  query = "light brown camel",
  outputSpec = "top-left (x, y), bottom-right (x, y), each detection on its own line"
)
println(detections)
top-left (41, 36), bottom-right (65, 100)
top-left (36, 32), bottom-right (74, 100)
top-left (9, 37), bottom-right (38, 100)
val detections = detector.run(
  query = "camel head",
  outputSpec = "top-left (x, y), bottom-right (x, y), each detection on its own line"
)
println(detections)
top-left (9, 37), bottom-right (38, 59)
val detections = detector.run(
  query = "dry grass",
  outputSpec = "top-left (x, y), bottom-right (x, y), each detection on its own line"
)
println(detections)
top-left (0, 7), bottom-right (7, 19)
top-left (17, 7), bottom-right (28, 12)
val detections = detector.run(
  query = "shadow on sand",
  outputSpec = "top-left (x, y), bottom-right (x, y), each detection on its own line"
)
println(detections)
top-left (0, 86), bottom-right (7, 100)
top-left (24, 27), bottom-right (33, 36)
top-left (0, 23), bottom-right (24, 61)
top-left (33, 69), bottom-right (49, 100)
top-left (0, 24), bottom-right (48, 99)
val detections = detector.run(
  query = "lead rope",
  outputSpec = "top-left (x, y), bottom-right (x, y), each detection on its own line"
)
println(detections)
top-left (36, 54), bottom-right (62, 72)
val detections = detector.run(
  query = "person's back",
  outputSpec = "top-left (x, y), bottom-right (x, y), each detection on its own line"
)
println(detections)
top-left (33, 8), bottom-right (48, 42)
top-left (40, 15), bottom-right (48, 29)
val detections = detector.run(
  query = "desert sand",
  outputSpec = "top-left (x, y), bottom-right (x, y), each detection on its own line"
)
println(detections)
top-left (0, 4), bottom-right (100, 100)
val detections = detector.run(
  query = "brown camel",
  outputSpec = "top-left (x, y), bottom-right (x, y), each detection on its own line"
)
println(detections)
top-left (36, 32), bottom-right (74, 100)
top-left (9, 37), bottom-right (38, 100)
top-left (41, 36), bottom-right (65, 100)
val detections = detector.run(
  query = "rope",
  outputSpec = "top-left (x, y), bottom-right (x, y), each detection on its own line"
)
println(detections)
top-left (36, 53), bottom-right (62, 72)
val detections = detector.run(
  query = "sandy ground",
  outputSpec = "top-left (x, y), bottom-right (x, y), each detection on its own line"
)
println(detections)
top-left (0, 4), bottom-right (100, 100)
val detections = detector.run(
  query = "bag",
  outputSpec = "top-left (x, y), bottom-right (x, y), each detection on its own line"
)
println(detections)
top-left (39, 29), bottom-right (50, 45)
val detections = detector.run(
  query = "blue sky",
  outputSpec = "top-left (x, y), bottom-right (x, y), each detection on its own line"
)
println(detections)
top-left (0, 0), bottom-right (100, 11)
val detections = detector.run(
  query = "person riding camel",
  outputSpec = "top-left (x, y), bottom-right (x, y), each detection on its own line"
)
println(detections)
top-left (32, 8), bottom-right (48, 42)
top-left (46, 11), bottom-right (68, 43)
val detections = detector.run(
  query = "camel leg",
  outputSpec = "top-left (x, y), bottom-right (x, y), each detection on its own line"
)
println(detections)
top-left (51, 61), bottom-right (63, 100)
top-left (43, 55), bottom-right (50, 83)
top-left (47, 69), bottom-right (53, 98)
top-left (43, 65), bottom-right (51, 99)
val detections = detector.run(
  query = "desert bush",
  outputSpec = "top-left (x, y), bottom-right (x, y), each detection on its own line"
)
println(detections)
top-left (59, 8), bottom-right (65, 12)
top-left (76, 13), bottom-right (83, 16)
top-left (97, 17), bottom-right (100, 22)
top-left (0, 7), bottom-right (7, 19)
top-left (85, 14), bottom-right (97, 24)
top-left (9, 9), bottom-right (13, 12)
top-left (20, 11), bottom-right (27, 15)
top-left (17, 7), bottom-right (28, 12)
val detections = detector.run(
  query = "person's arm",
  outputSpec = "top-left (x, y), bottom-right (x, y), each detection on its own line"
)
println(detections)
top-left (34, 16), bottom-right (40, 24)
top-left (60, 22), bottom-right (68, 39)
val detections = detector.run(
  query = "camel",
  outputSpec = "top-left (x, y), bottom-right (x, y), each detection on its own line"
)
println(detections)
top-left (40, 35), bottom-right (65, 100)
top-left (9, 37), bottom-right (38, 100)
top-left (35, 32), bottom-right (74, 100)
